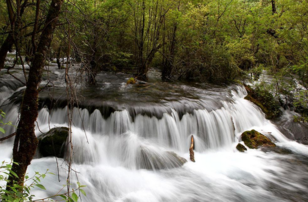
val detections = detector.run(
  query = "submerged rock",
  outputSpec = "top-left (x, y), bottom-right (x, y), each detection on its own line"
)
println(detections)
top-left (261, 146), bottom-right (293, 155)
top-left (236, 143), bottom-right (247, 152)
top-left (38, 127), bottom-right (68, 158)
top-left (241, 130), bottom-right (276, 149)
top-left (138, 147), bottom-right (187, 170)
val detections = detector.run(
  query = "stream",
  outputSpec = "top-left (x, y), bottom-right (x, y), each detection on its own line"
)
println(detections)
top-left (1, 64), bottom-right (308, 202)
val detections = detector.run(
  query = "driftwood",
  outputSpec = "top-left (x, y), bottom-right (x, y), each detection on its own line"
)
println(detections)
top-left (189, 135), bottom-right (195, 162)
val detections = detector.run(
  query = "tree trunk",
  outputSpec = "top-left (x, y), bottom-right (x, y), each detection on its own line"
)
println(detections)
top-left (137, 63), bottom-right (147, 81)
top-left (271, 0), bottom-right (276, 14)
top-left (162, 25), bottom-right (177, 81)
top-left (1, 0), bottom-right (31, 70)
top-left (0, 34), bottom-right (14, 70)
top-left (56, 44), bottom-right (62, 69)
top-left (6, 0), bottom-right (63, 191)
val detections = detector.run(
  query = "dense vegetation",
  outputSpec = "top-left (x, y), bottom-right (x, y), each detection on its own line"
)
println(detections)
top-left (1, 0), bottom-right (308, 83)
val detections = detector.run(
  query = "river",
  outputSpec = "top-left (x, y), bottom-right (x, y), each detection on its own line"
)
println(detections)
top-left (1, 65), bottom-right (308, 202)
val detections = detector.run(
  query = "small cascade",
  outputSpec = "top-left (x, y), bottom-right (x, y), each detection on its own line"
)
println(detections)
top-left (1, 82), bottom-right (308, 202)
top-left (27, 85), bottom-right (289, 166)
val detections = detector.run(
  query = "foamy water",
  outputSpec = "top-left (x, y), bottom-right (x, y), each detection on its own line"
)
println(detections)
top-left (1, 86), bottom-right (308, 202)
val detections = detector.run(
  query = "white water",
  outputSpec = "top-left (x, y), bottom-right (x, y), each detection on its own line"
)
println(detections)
top-left (1, 86), bottom-right (308, 201)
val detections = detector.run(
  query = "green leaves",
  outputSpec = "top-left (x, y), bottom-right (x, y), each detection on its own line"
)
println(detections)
top-left (80, 189), bottom-right (86, 196)
top-left (71, 192), bottom-right (79, 202)
top-left (0, 109), bottom-right (14, 134)
top-left (0, 161), bottom-right (86, 201)
top-left (0, 161), bottom-right (55, 201)
top-left (35, 184), bottom-right (46, 190)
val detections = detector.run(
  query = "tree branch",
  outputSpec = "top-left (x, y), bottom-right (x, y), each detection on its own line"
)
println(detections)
top-left (0, 132), bottom-right (16, 141)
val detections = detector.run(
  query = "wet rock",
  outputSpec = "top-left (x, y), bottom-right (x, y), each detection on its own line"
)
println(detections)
top-left (136, 80), bottom-right (147, 85)
top-left (261, 146), bottom-right (293, 155)
top-left (273, 110), bottom-right (308, 144)
top-left (138, 147), bottom-right (187, 170)
top-left (38, 127), bottom-right (68, 158)
top-left (236, 143), bottom-right (247, 152)
top-left (241, 129), bottom-right (276, 149)
top-left (168, 151), bottom-right (187, 165)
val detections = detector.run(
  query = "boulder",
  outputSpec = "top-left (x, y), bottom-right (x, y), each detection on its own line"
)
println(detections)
top-left (38, 127), bottom-right (68, 158)
top-left (236, 143), bottom-right (247, 152)
top-left (138, 147), bottom-right (187, 170)
top-left (241, 130), bottom-right (276, 149)
top-left (168, 151), bottom-right (187, 165)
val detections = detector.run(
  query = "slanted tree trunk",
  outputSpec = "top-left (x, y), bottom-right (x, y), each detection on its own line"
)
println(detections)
top-left (6, 0), bottom-right (63, 191)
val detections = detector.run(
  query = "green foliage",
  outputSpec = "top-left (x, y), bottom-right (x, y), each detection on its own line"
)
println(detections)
top-left (0, 110), bottom-right (13, 134)
top-left (0, 160), bottom-right (86, 201)
top-left (250, 64), bottom-right (264, 81)
top-left (59, 182), bottom-right (87, 202)
top-left (293, 89), bottom-right (308, 121)
top-left (245, 85), bottom-right (282, 119)
top-left (293, 115), bottom-right (308, 123)
top-left (0, 161), bottom-right (48, 201)
top-left (2, 0), bottom-right (308, 83)
top-left (292, 57), bottom-right (308, 85)
top-left (14, 58), bottom-right (22, 65)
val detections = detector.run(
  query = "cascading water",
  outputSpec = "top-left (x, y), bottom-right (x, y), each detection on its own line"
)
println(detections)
top-left (1, 70), bottom-right (308, 201)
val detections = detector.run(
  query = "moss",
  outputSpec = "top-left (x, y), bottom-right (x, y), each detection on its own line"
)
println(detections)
top-left (244, 85), bottom-right (282, 119)
top-left (38, 127), bottom-right (68, 158)
top-left (236, 143), bottom-right (247, 152)
top-left (293, 115), bottom-right (308, 123)
top-left (127, 77), bottom-right (136, 84)
top-left (241, 130), bottom-right (276, 149)
top-left (245, 94), bottom-right (269, 114)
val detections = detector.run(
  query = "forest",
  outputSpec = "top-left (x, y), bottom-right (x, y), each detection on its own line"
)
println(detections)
top-left (0, 0), bottom-right (308, 201)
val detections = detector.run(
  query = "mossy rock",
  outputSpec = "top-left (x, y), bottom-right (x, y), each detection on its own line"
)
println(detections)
top-left (38, 127), bottom-right (68, 158)
top-left (127, 77), bottom-right (136, 84)
top-left (241, 130), bottom-right (276, 149)
top-left (236, 143), bottom-right (247, 152)
top-left (244, 85), bottom-right (282, 119)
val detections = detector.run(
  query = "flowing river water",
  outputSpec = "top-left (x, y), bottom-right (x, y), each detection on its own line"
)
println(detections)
top-left (1, 66), bottom-right (308, 202)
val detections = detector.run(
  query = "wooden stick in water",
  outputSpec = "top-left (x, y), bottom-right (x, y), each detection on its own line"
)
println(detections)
top-left (189, 135), bottom-right (195, 162)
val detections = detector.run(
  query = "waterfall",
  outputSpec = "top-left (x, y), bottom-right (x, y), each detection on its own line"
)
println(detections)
top-left (1, 85), bottom-right (308, 202)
